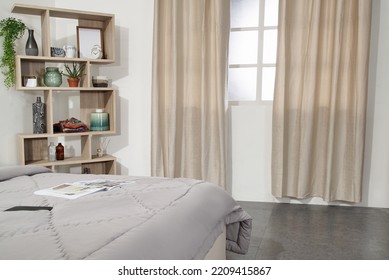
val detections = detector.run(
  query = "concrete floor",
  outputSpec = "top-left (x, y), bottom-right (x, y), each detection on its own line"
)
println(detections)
top-left (227, 201), bottom-right (389, 260)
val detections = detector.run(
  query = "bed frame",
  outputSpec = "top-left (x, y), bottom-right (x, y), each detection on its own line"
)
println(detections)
top-left (204, 230), bottom-right (226, 260)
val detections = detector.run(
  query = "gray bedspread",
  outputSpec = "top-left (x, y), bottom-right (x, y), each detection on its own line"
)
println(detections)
top-left (0, 166), bottom-right (251, 259)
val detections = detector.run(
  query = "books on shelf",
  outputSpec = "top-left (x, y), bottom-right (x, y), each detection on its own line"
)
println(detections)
top-left (34, 179), bottom-right (133, 199)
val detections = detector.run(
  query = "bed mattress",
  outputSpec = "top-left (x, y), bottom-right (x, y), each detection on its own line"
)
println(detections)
top-left (0, 166), bottom-right (251, 260)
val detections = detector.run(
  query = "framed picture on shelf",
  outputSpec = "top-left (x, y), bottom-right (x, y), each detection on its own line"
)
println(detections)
top-left (76, 26), bottom-right (104, 59)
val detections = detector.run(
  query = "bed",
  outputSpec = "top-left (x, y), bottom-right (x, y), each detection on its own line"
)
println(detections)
top-left (0, 166), bottom-right (251, 260)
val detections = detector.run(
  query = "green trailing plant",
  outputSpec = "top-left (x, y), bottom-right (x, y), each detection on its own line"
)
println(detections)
top-left (0, 17), bottom-right (26, 88)
top-left (62, 62), bottom-right (86, 79)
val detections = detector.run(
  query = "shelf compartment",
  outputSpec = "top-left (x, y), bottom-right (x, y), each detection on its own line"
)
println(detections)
top-left (12, 4), bottom-right (115, 60)
top-left (82, 157), bottom-right (116, 175)
top-left (12, 4), bottom-right (114, 23)
top-left (18, 86), bottom-right (116, 91)
top-left (19, 131), bottom-right (116, 138)
top-left (80, 90), bottom-right (116, 133)
top-left (16, 55), bottom-right (115, 64)
top-left (18, 134), bottom-right (117, 174)
top-left (24, 155), bottom-right (116, 175)
top-left (16, 56), bottom-right (115, 90)
top-left (24, 154), bottom-right (116, 167)
top-left (19, 137), bottom-right (48, 164)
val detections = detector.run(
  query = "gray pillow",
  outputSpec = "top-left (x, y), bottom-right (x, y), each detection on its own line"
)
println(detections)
top-left (0, 165), bottom-right (52, 182)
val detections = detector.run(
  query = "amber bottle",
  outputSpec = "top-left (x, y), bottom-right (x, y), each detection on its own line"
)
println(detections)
top-left (56, 143), bottom-right (64, 160)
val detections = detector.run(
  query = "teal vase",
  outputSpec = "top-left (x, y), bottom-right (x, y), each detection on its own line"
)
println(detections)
top-left (44, 67), bottom-right (62, 87)
top-left (90, 109), bottom-right (109, 131)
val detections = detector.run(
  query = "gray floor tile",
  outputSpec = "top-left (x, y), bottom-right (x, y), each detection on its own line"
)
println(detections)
top-left (227, 202), bottom-right (389, 260)
top-left (237, 201), bottom-right (273, 246)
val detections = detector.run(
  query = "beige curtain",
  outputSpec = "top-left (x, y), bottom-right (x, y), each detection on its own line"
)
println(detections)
top-left (272, 0), bottom-right (372, 202)
top-left (151, 0), bottom-right (230, 187)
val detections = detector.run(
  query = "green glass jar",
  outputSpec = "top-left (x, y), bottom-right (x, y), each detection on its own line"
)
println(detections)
top-left (90, 109), bottom-right (109, 131)
top-left (44, 67), bottom-right (62, 87)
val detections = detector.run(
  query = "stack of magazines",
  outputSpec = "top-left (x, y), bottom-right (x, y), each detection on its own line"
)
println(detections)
top-left (34, 179), bottom-right (133, 199)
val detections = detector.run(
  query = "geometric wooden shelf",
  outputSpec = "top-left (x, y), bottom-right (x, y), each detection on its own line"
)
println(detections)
top-left (13, 4), bottom-right (117, 175)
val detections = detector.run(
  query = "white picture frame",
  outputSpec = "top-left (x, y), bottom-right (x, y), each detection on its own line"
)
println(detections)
top-left (76, 26), bottom-right (103, 59)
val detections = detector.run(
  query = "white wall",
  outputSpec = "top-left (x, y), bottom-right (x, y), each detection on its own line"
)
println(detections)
top-left (363, 0), bottom-right (389, 208)
top-left (0, 0), bottom-right (52, 166)
top-left (229, 0), bottom-right (389, 208)
top-left (0, 0), bottom-right (154, 177)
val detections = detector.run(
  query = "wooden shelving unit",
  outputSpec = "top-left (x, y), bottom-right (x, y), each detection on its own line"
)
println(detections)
top-left (13, 4), bottom-right (117, 175)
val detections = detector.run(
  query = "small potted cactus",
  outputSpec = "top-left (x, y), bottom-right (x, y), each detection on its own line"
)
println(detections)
top-left (62, 62), bottom-right (85, 87)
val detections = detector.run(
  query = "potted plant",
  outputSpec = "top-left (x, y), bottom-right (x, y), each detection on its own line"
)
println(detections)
top-left (62, 62), bottom-right (85, 87)
top-left (0, 17), bottom-right (26, 88)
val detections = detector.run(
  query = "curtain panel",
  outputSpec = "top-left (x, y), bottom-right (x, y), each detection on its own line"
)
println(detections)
top-left (151, 0), bottom-right (230, 187)
top-left (272, 0), bottom-right (372, 202)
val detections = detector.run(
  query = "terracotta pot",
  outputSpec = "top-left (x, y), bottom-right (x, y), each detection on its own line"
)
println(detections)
top-left (67, 78), bottom-right (80, 87)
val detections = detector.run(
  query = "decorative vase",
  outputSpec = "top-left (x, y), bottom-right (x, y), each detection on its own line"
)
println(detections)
top-left (67, 78), bottom-right (80, 87)
top-left (25, 29), bottom-right (38, 56)
top-left (32, 97), bottom-right (46, 134)
top-left (90, 109), bottom-right (109, 131)
top-left (44, 67), bottom-right (62, 87)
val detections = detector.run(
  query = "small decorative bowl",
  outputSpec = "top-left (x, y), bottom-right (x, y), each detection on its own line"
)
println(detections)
top-left (50, 47), bottom-right (65, 57)
top-left (22, 75), bottom-right (37, 87)
top-left (92, 76), bottom-right (108, 87)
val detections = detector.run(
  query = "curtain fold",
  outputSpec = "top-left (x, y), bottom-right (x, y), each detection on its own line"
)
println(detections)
top-left (272, 0), bottom-right (372, 202)
top-left (151, 0), bottom-right (230, 187)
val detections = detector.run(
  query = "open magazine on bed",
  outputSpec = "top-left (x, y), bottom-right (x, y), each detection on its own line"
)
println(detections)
top-left (34, 179), bottom-right (133, 199)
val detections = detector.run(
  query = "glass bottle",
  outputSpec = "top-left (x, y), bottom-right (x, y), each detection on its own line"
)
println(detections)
top-left (48, 142), bottom-right (56, 162)
top-left (56, 143), bottom-right (64, 160)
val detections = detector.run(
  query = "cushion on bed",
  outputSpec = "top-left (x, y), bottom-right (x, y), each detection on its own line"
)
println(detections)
top-left (0, 165), bottom-right (52, 182)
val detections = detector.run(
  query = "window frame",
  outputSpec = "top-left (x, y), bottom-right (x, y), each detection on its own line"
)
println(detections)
top-left (228, 0), bottom-right (278, 105)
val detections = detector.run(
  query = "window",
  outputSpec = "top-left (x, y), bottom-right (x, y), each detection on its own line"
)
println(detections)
top-left (228, 0), bottom-right (279, 102)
